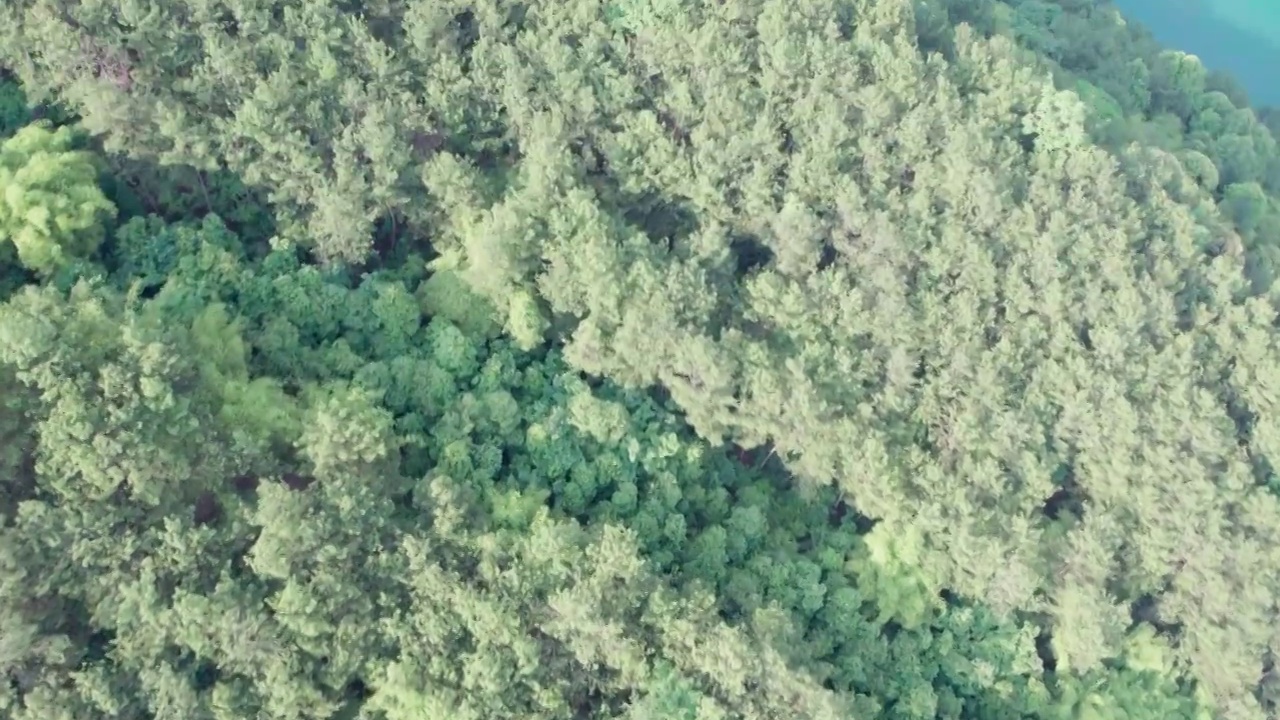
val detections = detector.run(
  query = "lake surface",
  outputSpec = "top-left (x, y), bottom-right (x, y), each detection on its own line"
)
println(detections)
top-left (1111, 0), bottom-right (1280, 107)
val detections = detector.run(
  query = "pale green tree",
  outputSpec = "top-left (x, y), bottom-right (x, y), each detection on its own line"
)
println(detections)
top-left (0, 122), bottom-right (114, 273)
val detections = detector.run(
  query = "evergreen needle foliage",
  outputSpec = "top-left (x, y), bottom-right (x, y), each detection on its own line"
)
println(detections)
top-left (0, 1), bottom-right (1278, 719)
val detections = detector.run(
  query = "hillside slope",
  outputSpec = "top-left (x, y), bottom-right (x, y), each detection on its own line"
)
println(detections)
top-left (0, 0), bottom-right (1278, 718)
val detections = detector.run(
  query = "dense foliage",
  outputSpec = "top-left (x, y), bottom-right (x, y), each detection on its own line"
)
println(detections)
top-left (1, 1), bottom-right (1279, 719)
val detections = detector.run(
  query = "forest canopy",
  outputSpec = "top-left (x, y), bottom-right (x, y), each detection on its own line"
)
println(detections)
top-left (1, 0), bottom-right (1280, 719)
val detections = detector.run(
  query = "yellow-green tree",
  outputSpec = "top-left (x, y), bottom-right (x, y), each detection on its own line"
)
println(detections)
top-left (0, 121), bottom-right (114, 273)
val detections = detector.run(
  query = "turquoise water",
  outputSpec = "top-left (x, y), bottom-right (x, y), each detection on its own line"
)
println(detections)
top-left (1112, 0), bottom-right (1280, 107)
